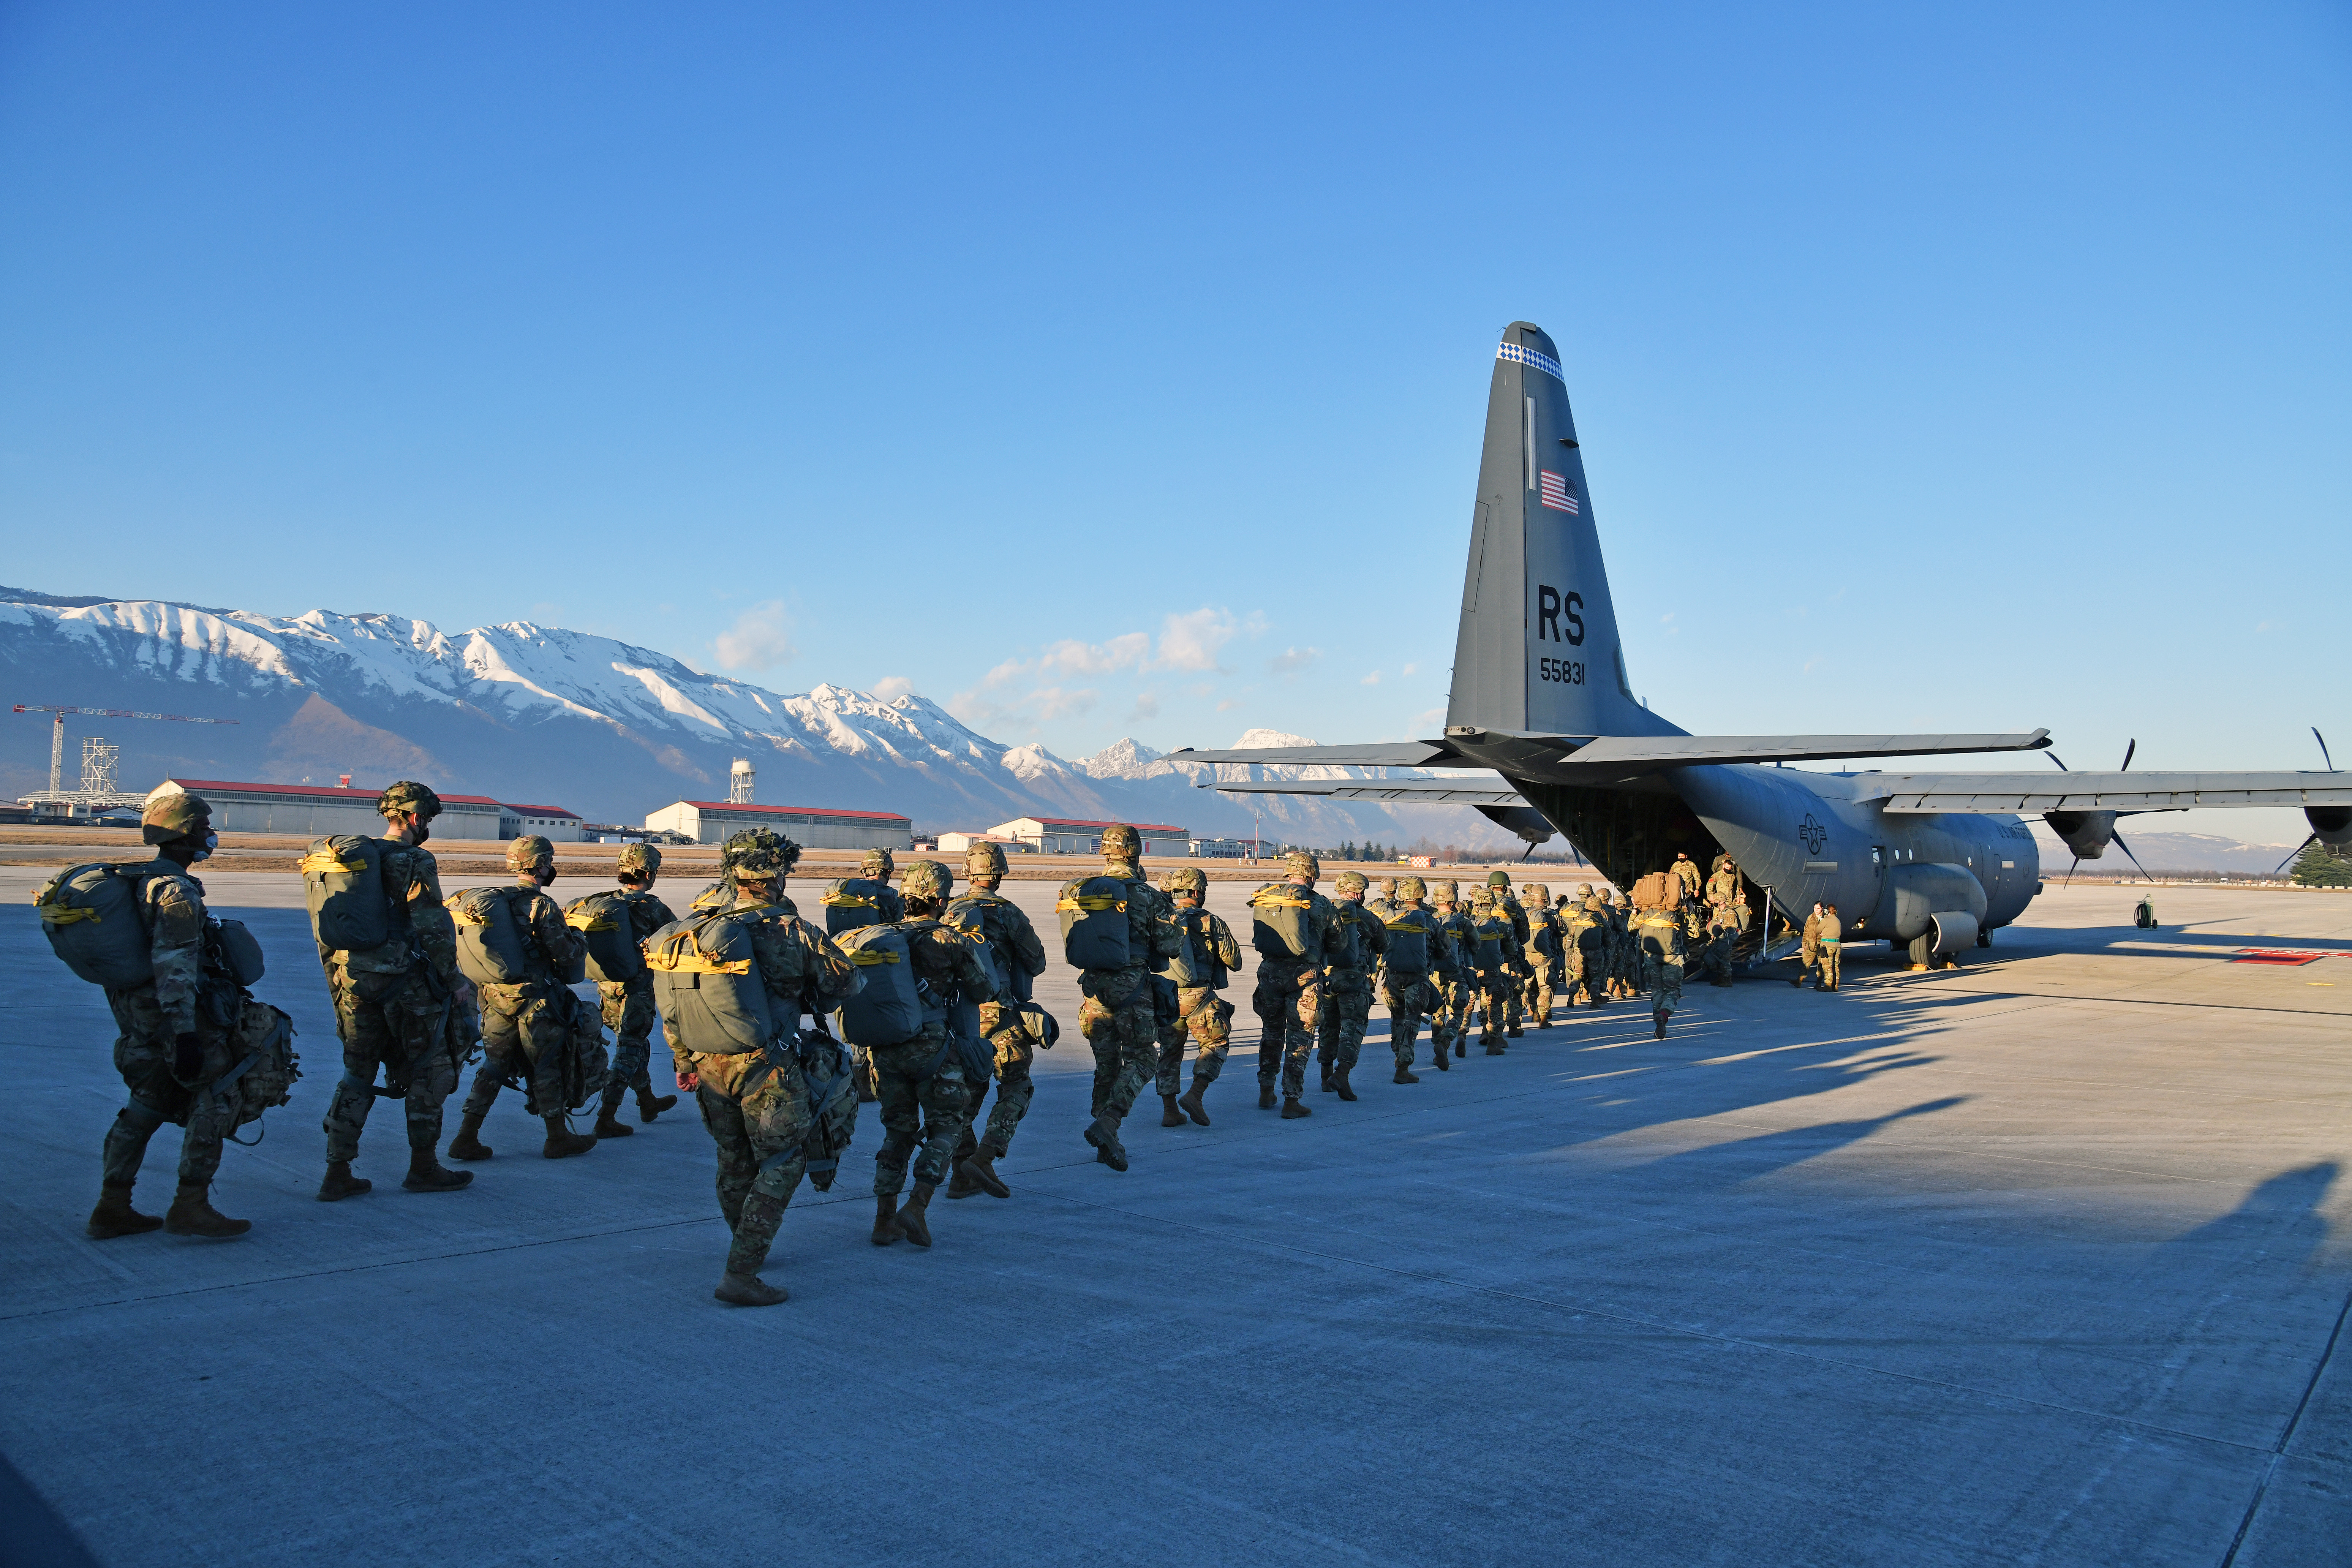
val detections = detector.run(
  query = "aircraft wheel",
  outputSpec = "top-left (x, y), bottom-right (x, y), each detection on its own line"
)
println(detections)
top-left (1976, 928), bottom-right (1992, 948)
top-left (1908, 933), bottom-right (1934, 968)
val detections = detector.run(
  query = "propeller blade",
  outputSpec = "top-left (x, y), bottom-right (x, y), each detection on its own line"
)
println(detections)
top-left (2065, 855), bottom-right (2080, 887)
top-left (2275, 833), bottom-right (2318, 876)
top-left (2121, 738), bottom-right (2135, 772)
top-left (2111, 829), bottom-right (2158, 884)
top-left (2317, 727), bottom-right (2336, 771)
top-left (2046, 752), bottom-right (2070, 771)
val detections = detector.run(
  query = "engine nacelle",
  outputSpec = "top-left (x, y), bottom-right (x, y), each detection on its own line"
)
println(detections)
top-left (2043, 809), bottom-right (2117, 860)
top-left (1474, 803), bottom-right (1556, 848)
top-left (2308, 805), bottom-right (2352, 851)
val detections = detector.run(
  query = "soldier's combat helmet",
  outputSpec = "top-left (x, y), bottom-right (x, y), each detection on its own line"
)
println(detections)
top-left (1395, 874), bottom-right (1427, 902)
top-left (507, 835), bottom-right (554, 871)
top-left (1526, 884), bottom-right (1550, 904)
top-left (1283, 849), bottom-right (1320, 880)
top-left (901, 859), bottom-right (952, 901)
top-left (141, 789), bottom-right (212, 846)
top-left (1100, 824), bottom-right (1142, 859)
top-left (376, 780), bottom-right (442, 822)
top-left (1164, 865), bottom-right (1207, 895)
top-left (1431, 878), bottom-right (1458, 903)
top-left (617, 842), bottom-right (661, 878)
top-left (1486, 869), bottom-right (1511, 888)
top-left (861, 847), bottom-right (896, 880)
top-left (1334, 870), bottom-right (1369, 895)
top-left (965, 841), bottom-right (1008, 880)
top-left (1470, 886), bottom-right (1494, 908)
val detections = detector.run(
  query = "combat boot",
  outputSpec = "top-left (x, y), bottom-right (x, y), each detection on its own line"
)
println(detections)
top-left (316, 1160), bottom-right (373, 1201)
top-left (594, 1084), bottom-right (633, 1138)
top-left (1455, 1039), bottom-right (1468, 1056)
top-left (896, 1182), bottom-right (937, 1247)
top-left (1653, 1009), bottom-right (1669, 1040)
top-left (1319, 1060), bottom-right (1335, 1094)
top-left (637, 1087), bottom-right (678, 1122)
top-left (1393, 1064), bottom-right (1419, 1084)
top-left (714, 1271), bottom-right (787, 1306)
top-left (1258, 1081), bottom-right (1278, 1110)
top-left (1160, 1093), bottom-right (1185, 1127)
top-left (1507, 1026), bottom-right (1524, 1038)
top-left (1178, 1081), bottom-right (1211, 1125)
top-left (87, 1182), bottom-right (161, 1239)
top-left (541, 1114), bottom-right (597, 1160)
top-left (945, 1159), bottom-right (983, 1199)
top-left (163, 1184), bottom-right (250, 1239)
top-left (1084, 1115), bottom-right (1129, 1172)
top-left (1280, 1096), bottom-right (1311, 1119)
top-left (871, 1193), bottom-right (904, 1246)
top-left (1333, 1066), bottom-right (1358, 1102)
top-left (447, 1111), bottom-right (493, 1161)
top-left (1484, 1040), bottom-right (1506, 1055)
top-left (401, 1147), bottom-right (473, 1192)
top-left (963, 1146), bottom-right (1011, 1198)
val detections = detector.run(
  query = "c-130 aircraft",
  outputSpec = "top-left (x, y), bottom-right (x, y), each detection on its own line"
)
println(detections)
top-left (1173, 321), bottom-right (2352, 965)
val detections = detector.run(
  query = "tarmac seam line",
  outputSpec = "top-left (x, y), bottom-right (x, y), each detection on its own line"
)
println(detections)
top-left (2216, 1274), bottom-right (2352, 1568)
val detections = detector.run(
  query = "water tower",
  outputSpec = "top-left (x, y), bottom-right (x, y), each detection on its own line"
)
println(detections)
top-left (729, 757), bottom-right (755, 805)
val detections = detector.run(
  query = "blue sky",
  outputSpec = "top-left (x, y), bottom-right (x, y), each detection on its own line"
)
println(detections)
top-left (3, 3), bottom-right (2345, 841)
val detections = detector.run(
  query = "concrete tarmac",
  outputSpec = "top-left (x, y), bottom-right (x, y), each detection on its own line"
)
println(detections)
top-left (2, 870), bottom-right (2346, 1567)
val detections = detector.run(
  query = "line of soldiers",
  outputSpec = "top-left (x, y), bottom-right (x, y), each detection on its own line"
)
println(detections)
top-left (69, 785), bottom-right (1792, 1308)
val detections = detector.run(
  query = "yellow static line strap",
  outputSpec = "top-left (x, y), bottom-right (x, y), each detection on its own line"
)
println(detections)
top-left (822, 893), bottom-right (878, 907)
top-left (1056, 897), bottom-right (1126, 913)
top-left (566, 912), bottom-right (617, 931)
top-left (646, 949), bottom-right (752, 976)
top-left (1252, 893), bottom-right (1313, 909)
top-left (849, 949), bottom-right (903, 965)
top-left (299, 853), bottom-right (367, 876)
top-left (35, 899), bottom-right (97, 926)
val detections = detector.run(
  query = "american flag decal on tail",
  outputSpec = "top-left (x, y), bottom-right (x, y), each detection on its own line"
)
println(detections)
top-left (1539, 469), bottom-right (1578, 514)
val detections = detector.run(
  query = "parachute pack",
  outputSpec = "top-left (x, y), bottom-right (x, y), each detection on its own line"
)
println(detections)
top-left (1382, 907), bottom-right (1437, 975)
top-left (945, 891), bottom-right (1031, 1003)
top-left (449, 886), bottom-right (580, 986)
top-left (1249, 884), bottom-right (1319, 961)
top-left (1056, 876), bottom-right (1132, 969)
top-left (34, 861), bottom-right (167, 988)
top-left (300, 836), bottom-right (399, 952)
top-left (564, 890), bottom-right (646, 983)
top-left (820, 878), bottom-right (901, 937)
top-left (832, 923), bottom-right (947, 1049)
top-left (645, 910), bottom-right (779, 1056)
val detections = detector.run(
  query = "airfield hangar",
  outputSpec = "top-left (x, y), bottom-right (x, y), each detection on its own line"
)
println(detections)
top-left (643, 799), bottom-right (913, 851)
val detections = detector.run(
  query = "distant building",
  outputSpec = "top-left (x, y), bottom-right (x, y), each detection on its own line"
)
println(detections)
top-left (504, 803), bottom-right (586, 843)
top-left (1190, 835), bottom-right (1276, 860)
top-left (988, 817), bottom-right (1189, 856)
top-left (153, 779), bottom-right (507, 839)
top-left (643, 800), bottom-right (913, 850)
top-left (938, 831), bottom-right (1031, 854)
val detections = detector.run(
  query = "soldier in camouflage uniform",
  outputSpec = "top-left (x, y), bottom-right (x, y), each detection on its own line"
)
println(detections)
top-left (1633, 895), bottom-right (1686, 1039)
top-left (1484, 870), bottom-right (1532, 1036)
top-left (1155, 866), bottom-right (1242, 1124)
top-left (315, 781), bottom-right (473, 1203)
top-left (1562, 885), bottom-right (1599, 1007)
top-left (1430, 879), bottom-right (1477, 1058)
top-left (1519, 882), bottom-right (1561, 1027)
top-left (82, 791), bottom-right (251, 1240)
top-left (1791, 902), bottom-right (1824, 988)
top-left (669, 838), bottom-right (862, 1306)
top-left (1607, 890), bottom-right (1636, 999)
top-left (1250, 849), bottom-right (1344, 1118)
top-left (945, 841), bottom-right (1052, 1199)
top-left (589, 843), bottom-right (681, 1139)
top-left (1315, 870), bottom-right (1388, 1101)
top-left (1706, 857), bottom-right (1750, 937)
top-left (1069, 825), bottom-right (1183, 1170)
top-left (448, 837), bottom-right (601, 1162)
top-left (1671, 852), bottom-right (1703, 908)
top-left (690, 827), bottom-right (808, 917)
top-left (866, 860), bottom-right (996, 1245)
top-left (1467, 886), bottom-right (1517, 1052)
top-left (1378, 874), bottom-right (1452, 1081)
top-left (1371, 877), bottom-right (1399, 917)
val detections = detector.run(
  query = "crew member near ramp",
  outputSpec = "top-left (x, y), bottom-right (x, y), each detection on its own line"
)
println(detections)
top-left (1061, 825), bottom-right (1184, 1171)
top-left (1815, 903), bottom-right (1843, 992)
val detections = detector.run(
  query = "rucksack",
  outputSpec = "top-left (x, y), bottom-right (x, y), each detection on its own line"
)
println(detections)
top-left (301, 836), bottom-right (397, 952)
top-left (832, 923), bottom-right (945, 1048)
top-left (822, 878), bottom-right (902, 936)
top-left (1249, 884), bottom-right (1318, 960)
top-left (1158, 916), bottom-right (1205, 986)
top-left (35, 861), bottom-right (165, 988)
top-left (1469, 913), bottom-right (1508, 969)
top-left (946, 891), bottom-right (1034, 1003)
top-left (564, 890), bottom-right (646, 983)
top-left (449, 887), bottom-right (538, 986)
top-left (645, 910), bottom-right (779, 1054)
top-left (218, 999), bottom-right (301, 1136)
top-left (1056, 876), bottom-right (1133, 969)
top-left (1382, 908), bottom-right (1435, 974)
top-left (1631, 871), bottom-right (1679, 911)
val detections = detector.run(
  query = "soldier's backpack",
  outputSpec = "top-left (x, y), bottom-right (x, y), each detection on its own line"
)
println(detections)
top-left (947, 891), bottom-right (1034, 1003)
top-left (300, 836), bottom-right (398, 952)
top-left (796, 1032), bottom-right (860, 1191)
top-left (1056, 876), bottom-right (1133, 969)
top-left (210, 918), bottom-right (266, 986)
top-left (449, 886), bottom-right (538, 986)
top-left (218, 999), bottom-right (301, 1137)
top-left (1382, 907), bottom-right (1435, 975)
top-left (34, 861), bottom-right (166, 987)
top-left (645, 910), bottom-right (779, 1054)
top-left (564, 890), bottom-right (646, 983)
top-left (1631, 871), bottom-right (1679, 911)
top-left (1248, 884), bottom-right (1318, 960)
top-left (1156, 914), bottom-right (1206, 986)
top-left (831, 923), bottom-right (945, 1048)
top-left (1468, 912), bottom-right (1508, 971)
top-left (821, 877), bottom-right (902, 936)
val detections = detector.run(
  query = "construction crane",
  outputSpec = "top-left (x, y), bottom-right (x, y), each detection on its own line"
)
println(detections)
top-left (13, 704), bottom-right (240, 814)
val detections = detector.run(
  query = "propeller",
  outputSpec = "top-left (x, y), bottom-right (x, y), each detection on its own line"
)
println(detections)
top-left (2110, 828), bottom-right (2157, 884)
top-left (2270, 728), bottom-right (2339, 874)
top-left (2046, 741), bottom-right (2134, 884)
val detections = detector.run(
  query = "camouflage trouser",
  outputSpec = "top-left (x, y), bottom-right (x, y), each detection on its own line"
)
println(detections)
top-left (1639, 933), bottom-right (1685, 1017)
top-left (955, 1004), bottom-right (1035, 1159)
top-left (101, 986), bottom-right (233, 1188)
top-left (324, 964), bottom-right (458, 1161)
top-left (1382, 972), bottom-right (1439, 1066)
top-left (1524, 952), bottom-right (1555, 1021)
top-left (1474, 971), bottom-right (1513, 1042)
top-left (1079, 967), bottom-right (1157, 1123)
top-left (1505, 960), bottom-right (1526, 1027)
top-left (1797, 936), bottom-right (1821, 985)
top-left (598, 977), bottom-right (660, 1099)
top-left (1252, 959), bottom-right (1321, 1099)
top-left (1577, 936), bottom-right (1606, 1001)
top-left (1432, 976), bottom-right (1471, 1050)
top-left (462, 985), bottom-right (585, 1119)
top-left (871, 1037), bottom-right (972, 1196)
top-left (1818, 941), bottom-right (1841, 989)
top-left (1157, 986), bottom-right (1235, 1091)
top-left (686, 1047), bottom-right (812, 1278)
top-left (1315, 967), bottom-right (1374, 1073)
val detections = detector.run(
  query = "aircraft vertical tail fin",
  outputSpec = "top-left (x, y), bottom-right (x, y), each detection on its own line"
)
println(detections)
top-left (1447, 322), bottom-right (1680, 740)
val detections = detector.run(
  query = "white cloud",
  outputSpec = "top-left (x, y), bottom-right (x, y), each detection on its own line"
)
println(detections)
top-left (1401, 663), bottom-right (1417, 677)
top-left (1216, 698), bottom-right (1241, 712)
top-left (711, 601), bottom-right (797, 670)
top-left (1361, 671), bottom-right (1382, 686)
top-left (1129, 691), bottom-right (1162, 720)
top-left (1151, 607), bottom-right (1239, 672)
top-left (1267, 645), bottom-right (1321, 676)
top-left (872, 675), bottom-right (915, 702)
top-left (981, 657), bottom-right (1028, 688)
top-left (1042, 631), bottom-right (1150, 677)
top-left (1035, 686), bottom-right (1098, 721)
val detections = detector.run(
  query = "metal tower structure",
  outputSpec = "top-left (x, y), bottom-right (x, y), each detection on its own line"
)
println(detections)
top-left (728, 757), bottom-right (756, 805)
top-left (13, 704), bottom-right (241, 813)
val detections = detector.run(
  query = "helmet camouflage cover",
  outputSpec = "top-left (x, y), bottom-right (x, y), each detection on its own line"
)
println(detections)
top-left (142, 789), bottom-right (212, 845)
top-left (376, 780), bottom-right (443, 822)
top-left (965, 841), bottom-right (1008, 879)
top-left (506, 835), bottom-right (554, 871)
top-left (723, 827), bottom-right (801, 874)
top-left (1470, 886), bottom-right (1494, 908)
top-left (1430, 878), bottom-right (1458, 903)
top-left (1524, 884), bottom-right (1549, 904)
top-left (1164, 866), bottom-right (1207, 895)
top-left (616, 842), bottom-right (662, 877)
top-left (1395, 874), bottom-right (1427, 901)
top-left (1283, 849), bottom-right (1320, 880)
top-left (900, 859), bottom-right (952, 900)
top-left (1334, 870), bottom-right (1369, 894)
top-left (860, 847), bottom-right (896, 880)
top-left (1100, 824), bottom-right (1141, 858)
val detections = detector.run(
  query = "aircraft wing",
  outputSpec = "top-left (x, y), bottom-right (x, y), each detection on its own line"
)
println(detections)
top-left (1858, 770), bottom-right (2352, 814)
top-left (1560, 730), bottom-right (2050, 767)
top-left (1208, 779), bottom-right (1526, 806)
top-left (1167, 741), bottom-right (1462, 768)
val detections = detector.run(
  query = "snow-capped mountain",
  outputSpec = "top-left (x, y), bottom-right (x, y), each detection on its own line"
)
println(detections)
top-left (0, 586), bottom-right (1516, 846)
